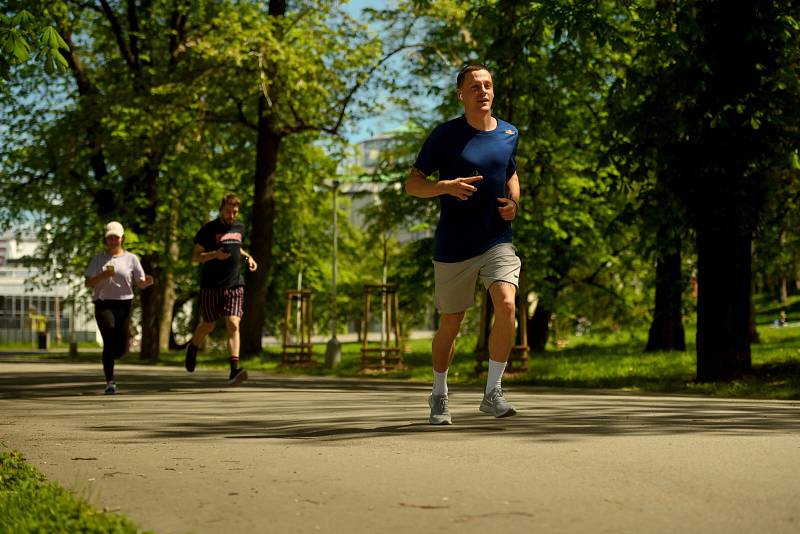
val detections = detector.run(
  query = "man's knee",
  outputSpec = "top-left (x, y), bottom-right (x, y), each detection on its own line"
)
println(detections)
top-left (200, 320), bottom-right (216, 333)
top-left (495, 297), bottom-right (515, 320)
top-left (225, 316), bottom-right (240, 334)
top-left (490, 283), bottom-right (516, 320)
top-left (439, 311), bottom-right (465, 331)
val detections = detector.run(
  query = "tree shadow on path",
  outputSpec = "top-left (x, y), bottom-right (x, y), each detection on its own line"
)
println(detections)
top-left (2, 360), bottom-right (799, 443)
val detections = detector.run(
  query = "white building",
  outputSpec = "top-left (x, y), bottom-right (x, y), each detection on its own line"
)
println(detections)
top-left (0, 233), bottom-right (97, 345)
top-left (341, 133), bottom-right (432, 244)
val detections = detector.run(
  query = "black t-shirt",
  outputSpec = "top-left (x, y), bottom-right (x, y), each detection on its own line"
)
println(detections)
top-left (194, 218), bottom-right (245, 289)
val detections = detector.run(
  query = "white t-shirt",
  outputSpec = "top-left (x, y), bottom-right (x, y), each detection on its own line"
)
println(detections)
top-left (85, 251), bottom-right (145, 301)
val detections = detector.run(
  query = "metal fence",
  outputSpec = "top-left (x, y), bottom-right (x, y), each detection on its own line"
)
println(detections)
top-left (0, 328), bottom-right (97, 345)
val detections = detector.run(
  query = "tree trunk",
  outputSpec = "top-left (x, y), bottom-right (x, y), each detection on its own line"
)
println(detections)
top-left (158, 199), bottom-right (180, 350)
top-left (355, 318), bottom-right (362, 342)
top-left (749, 290), bottom-right (760, 344)
top-left (135, 157), bottom-right (162, 360)
top-left (695, 227), bottom-right (752, 381)
top-left (139, 256), bottom-right (162, 360)
top-left (240, 97), bottom-right (281, 355)
top-left (646, 229), bottom-right (685, 352)
top-left (158, 265), bottom-right (176, 351)
top-left (60, 32), bottom-right (116, 215)
top-left (527, 304), bottom-right (552, 353)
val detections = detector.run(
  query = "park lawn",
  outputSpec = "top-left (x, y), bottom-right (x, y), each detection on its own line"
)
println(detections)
top-left (29, 325), bottom-right (799, 400)
top-left (516, 326), bottom-right (800, 399)
top-left (0, 340), bottom-right (100, 351)
top-left (0, 450), bottom-right (147, 534)
top-left (15, 294), bottom-right (800, 400)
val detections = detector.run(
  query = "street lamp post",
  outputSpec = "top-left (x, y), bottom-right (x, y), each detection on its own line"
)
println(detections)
top-left (325, 179), bottom-right (342, 368)
top-left (69, 296), bottom-right (78, 357)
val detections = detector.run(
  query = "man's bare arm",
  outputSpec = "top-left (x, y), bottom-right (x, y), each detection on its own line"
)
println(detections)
top-left (506, 172), bottom-right (520, 205)
top-left (405, 166), bottom-right (483, 200)
top-left (496, 172), bottom-right (521, 221)
top-left (192, 244), bottom-right (229, 264)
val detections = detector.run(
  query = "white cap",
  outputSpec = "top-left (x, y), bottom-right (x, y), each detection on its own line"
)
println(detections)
top-left (104, 221), bottom-right (124, 238)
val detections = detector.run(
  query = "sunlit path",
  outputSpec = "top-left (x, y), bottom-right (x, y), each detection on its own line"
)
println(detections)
top-left (1, 361), bottom-right (798, 533)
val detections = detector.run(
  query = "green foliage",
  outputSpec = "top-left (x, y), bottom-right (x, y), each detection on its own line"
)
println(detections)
top-left (608, 1), bottom-right (800, 236)
top-left (0, 0), bottom-right (390, 354)
top-left (604, 1), bottom-right (800, 374)
top-left (263, 135), bottom-right (340, 335)
top-left (0, 450), bottom-right (147, 533)
top-left (0, 6), bottom-right (67, 81)
top-left (2, 0), bottom-right (799, 369)
top-left (753, 163), bottom-right (800, 300)
top-left (0, 0), bottom-right (245, 292)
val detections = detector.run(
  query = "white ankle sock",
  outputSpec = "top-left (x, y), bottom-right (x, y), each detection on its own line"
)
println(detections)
top-left (432, 369), bottom-right (448, 396)
top-left (486, 359), bottom-right (507, 395)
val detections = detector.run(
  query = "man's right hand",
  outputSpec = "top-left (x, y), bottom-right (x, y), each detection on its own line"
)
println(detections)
top-left (215, 249), bottom-right (232, 260)
top-left (444, 175), bottom-right (483, 200)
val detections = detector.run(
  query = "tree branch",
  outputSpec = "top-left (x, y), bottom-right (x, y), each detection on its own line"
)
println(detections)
top-left (169, 1), bottom-right (189, 65)
top-left (57, 25), bottom-right (111, 192)
top-left (234, 96), bottom-right (258, 130)
top-left (127, 0), bottom-right (140, 69)
top-left (326, 39), bottom-right (422, 135)
top-left (98, 0), bottom-right (137, 70)
top-left (7, 167), bottom-right (57, 198)
top-left (58, 32), bottom-right (96, 96)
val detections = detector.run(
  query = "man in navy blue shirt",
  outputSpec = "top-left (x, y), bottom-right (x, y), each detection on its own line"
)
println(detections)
top-left (406, 64), bottom-right (522, 425)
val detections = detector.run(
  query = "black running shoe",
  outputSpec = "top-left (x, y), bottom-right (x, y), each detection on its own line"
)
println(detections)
top-left (227, 368), bottom-right (248, 386)
top-left (185, 342), bottom-right (198, 372)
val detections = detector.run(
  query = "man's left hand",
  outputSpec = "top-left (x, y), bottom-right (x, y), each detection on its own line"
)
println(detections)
top-left (496, 197), bottom-right (518, 221)
top-left (247, 257), bottom-right (258, 272)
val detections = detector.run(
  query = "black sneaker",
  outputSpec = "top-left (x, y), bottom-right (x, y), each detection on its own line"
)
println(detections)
top-left (227, 368), bottom-right (248, 386)
top-left (185, 343), bottom-right (198, 372)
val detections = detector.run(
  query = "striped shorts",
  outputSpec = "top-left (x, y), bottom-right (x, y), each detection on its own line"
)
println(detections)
top-left (199, 286), bottom-right (244, 322)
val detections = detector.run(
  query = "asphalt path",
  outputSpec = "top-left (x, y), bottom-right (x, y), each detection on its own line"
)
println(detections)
top-left (1, 360), bottom-right (798, 534)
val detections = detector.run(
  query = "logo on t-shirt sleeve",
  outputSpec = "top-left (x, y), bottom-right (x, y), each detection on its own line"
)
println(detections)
top-left (504, 129), bottom-right (515, 135)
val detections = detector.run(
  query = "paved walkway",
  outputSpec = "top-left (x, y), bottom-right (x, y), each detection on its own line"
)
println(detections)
top-left (0, 360), bottom-right (798, 534)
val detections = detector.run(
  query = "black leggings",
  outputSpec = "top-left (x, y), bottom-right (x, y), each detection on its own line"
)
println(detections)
top-left (94, 299), bottom-right (133, 382)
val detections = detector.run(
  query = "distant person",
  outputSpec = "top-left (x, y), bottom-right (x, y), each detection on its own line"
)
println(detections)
top-left (85, 221), bottom-right (154, 394)
top-left (779, 308), bottom-right (788, 327)
top-left (184, 193), bottom-right (257, 385)
top-left (405, 64), bottom-right (522, 425)
top-left (575, 316), bottom-right (591, 337)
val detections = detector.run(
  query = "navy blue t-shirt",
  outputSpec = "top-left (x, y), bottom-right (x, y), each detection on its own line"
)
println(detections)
top-left (414, 115), bottom-right (519, 262)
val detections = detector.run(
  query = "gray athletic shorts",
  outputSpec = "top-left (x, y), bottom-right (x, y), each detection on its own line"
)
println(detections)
top-left (433, 243), bottom-right (522, 314)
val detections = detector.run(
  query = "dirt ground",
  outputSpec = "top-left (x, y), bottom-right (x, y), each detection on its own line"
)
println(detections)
top-left (1, 360), bottom-right (799, 534)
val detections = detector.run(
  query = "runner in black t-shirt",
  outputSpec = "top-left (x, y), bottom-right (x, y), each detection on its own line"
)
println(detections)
top-left (184, 193), bottom-right (258, 385)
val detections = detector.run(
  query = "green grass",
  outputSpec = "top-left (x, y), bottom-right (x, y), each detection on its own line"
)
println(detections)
top-left (0, 340), bottom-right (99, 350)
top-left (513, 327), bottom-right (800, 399)
top-left (0, 450), bottom-right (148, 533)
top-left (27, 326), bottom-right (798, 399)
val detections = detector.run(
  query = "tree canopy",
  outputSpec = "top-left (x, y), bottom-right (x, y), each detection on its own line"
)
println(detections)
top-left (2, 0), bottom-right (799, 382)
